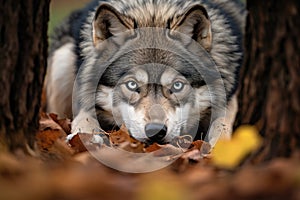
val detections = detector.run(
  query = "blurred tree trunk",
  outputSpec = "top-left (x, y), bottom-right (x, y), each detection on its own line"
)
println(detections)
top-left (0, 1), bottom-right (50, 152)
top-left (235, 0), bottom-right (300, 162)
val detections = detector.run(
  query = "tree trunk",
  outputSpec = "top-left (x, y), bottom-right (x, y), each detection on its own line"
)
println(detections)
top-left (235, 0), bottom-right (300, 162)
top-left (0, 1), bottom-right (50, 152)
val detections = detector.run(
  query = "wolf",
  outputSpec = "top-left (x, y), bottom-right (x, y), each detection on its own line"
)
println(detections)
top-left (45, 0), bottom-right (245, 146)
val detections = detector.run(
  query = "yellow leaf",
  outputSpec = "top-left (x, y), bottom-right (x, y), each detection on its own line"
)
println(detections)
top-left (212, 125), bottom-right (262, 169)
top-left (234, 125), bottom-right (262, 152)
top-left (137, 179), bottom-right (190, 200)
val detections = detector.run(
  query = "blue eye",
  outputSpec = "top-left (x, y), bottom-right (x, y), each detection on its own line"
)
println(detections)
top-left (126, 81), bottom-right (138, 91)
top-left (171, 81), bottom-right (184, 93)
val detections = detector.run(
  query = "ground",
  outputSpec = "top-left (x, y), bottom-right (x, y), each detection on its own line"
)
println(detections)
top-left (0, 113), bottom-right (299, 200)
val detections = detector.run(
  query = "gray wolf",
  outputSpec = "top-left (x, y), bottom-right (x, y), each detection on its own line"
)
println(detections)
top-left (45, 0), bottom-right (245, 146)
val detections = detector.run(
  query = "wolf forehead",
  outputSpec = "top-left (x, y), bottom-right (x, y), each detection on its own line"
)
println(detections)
top-left (96, 0), bottom-right (205, 27)
top-left (98, 49), bottom-right (208, 88)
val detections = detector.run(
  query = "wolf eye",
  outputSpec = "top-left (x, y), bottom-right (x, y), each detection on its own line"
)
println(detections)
top-left (171, 81), bottom-right (184, 93)
top-left (126, 81), bottom-right (138, 91)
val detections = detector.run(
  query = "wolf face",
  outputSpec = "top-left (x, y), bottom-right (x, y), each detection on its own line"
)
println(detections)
top-left (96, 63), bottom-right (210, 144)
top-left (46, 0), bottom-right (245, 145)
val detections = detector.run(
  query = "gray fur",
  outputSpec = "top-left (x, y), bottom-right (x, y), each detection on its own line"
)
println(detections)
top-left (46, 0), bottom-right (245, 144)
top-left (77, 0), bottom-right (244, 101)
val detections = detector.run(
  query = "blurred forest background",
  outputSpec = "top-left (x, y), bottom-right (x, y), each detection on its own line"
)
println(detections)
top-left (49, 0), bottom-right (90, 35)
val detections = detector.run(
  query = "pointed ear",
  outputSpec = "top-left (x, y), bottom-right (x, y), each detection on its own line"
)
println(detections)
top-left (92, 3), bottom-right (134, 46)
top-left (172, 5), bottom-right (212, 51)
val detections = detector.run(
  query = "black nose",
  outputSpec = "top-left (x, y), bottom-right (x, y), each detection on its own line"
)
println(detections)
top-left (145, 123), bottom-right (167, 142)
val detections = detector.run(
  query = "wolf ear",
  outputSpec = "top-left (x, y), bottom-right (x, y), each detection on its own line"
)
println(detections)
top-left (92, 3), bottom-right (134, 46)
top-left (172, 5), bottom-right (212, 51)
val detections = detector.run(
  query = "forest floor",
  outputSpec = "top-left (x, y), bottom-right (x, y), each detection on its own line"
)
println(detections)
top-left (0, 113), bottom-right (299, 200)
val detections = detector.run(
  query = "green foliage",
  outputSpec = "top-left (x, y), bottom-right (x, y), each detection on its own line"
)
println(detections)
top-left (48, 0), bottom-right (89, 35)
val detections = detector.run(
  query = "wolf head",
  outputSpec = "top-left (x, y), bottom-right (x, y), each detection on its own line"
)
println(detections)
top-left (97, 62), bottom-right (211, 144)
top-left (75, 1), bottom-right (242, 144)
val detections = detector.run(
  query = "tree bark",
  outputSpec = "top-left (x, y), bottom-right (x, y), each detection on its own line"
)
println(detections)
top-left (235, 0), bottom-right (300, 162)
top-left (0, 1), bottom-right (50, 152)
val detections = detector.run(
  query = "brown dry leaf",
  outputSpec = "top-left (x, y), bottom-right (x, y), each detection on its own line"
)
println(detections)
top-left (145, 143), bottom-right (162, 152)
top-left (171, 140), bottom-right (212, 171)
top-left (36, 129), bottom-right (65, 151)
top-left (48, 113), bottom-right (72, 134)
top-left (40, 139), bottom-right (74, 161)
top-left (39, 112), bottom-right (67, 134)
top-left (57, 118), bottom-right (71, 135)
top-left (37, 113), bottom-right (74, 160)
top-left (183, 140), bottom-right (211, 161)
top-left (109, 125), bottom-right (145, 153)
top-left (69, 134), bottom-right (88, 153)
top-left (187, 140), bottom-right (211, 153)
top-left (184, 140), bottom-right (211, 161)
top-left (37, 113), bottom-right (68, 150)
top-left (189, 140), bottom-right (205, 151)
top-left (109, 125), bottom-right (131, 145)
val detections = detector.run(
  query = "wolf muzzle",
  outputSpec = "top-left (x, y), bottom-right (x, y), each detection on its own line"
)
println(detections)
top-left (145, 123), bottom-right (167, 142)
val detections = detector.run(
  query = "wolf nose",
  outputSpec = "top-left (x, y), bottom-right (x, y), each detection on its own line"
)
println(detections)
top-left (145, 123), bottom-right (167, 142)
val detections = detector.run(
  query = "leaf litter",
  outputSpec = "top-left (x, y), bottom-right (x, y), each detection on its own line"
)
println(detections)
top-left (0, 113), bottom-right (299, 200)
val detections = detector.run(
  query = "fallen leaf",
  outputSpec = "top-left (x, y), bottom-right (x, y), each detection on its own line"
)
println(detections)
top-left (187, 140), bottom-right (212, 154)
top-left (145, 143), bottom-right (161, 152)
top-left (109, 125), bottom-right (144, 153)
top-left (109, 125), bottom-right (131, 146)
top-left (36, 129), bottom-right (65, 151)
top-left (189, 140), bottom-right (205, 150)
top-left (37, 113), bottom-right (68, 151)
top-left (212, 125), bottom-right (262, 169)
top-left (48, 113), bottom-right (72, 134)
top-left (39, 113), bottom-right (67, 135)
top-left (37, 113), bottom-right (74, 160)
top-left (69, 134), bottom-right (88, 153)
